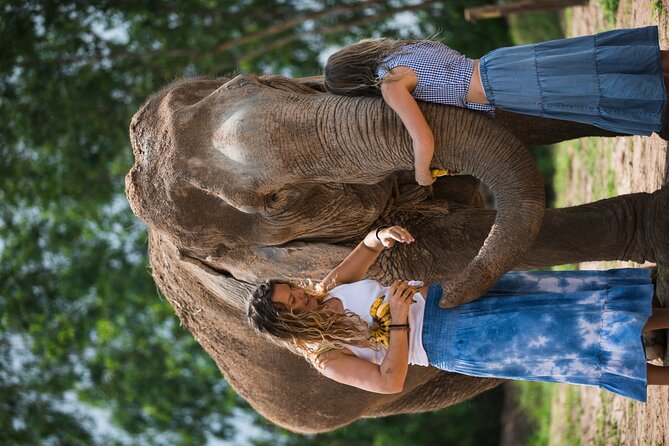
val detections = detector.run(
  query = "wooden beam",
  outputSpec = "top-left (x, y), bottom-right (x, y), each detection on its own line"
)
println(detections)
top-left (465, 0), bottom-right (588, 22)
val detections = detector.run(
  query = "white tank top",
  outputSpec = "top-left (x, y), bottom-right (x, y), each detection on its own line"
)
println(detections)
top-left (327, 279), bottom-right (429, 366)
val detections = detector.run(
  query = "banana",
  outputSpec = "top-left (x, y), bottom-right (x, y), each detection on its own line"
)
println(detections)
top-left (369, 295), bottom-right (395, 348)
top-left (379, 309), bottom-right (392, 323)
top-left (376, 301), bottom-right (390, 319)
top-left (369, 324), bottom-right (390, 348)
top-left (431, 168), bottom-right (457, 178)
top-left (369, 295), bottom-right (384, 318)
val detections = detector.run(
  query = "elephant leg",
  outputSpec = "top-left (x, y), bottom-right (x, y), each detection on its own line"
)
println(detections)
top-left (518, 187), bottom-right (669, 268)
top-left (401, 188), bottom-right (668, 287)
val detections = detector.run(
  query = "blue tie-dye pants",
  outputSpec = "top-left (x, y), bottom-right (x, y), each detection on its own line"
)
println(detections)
top-left (422, 268), bottom-right (654, 401)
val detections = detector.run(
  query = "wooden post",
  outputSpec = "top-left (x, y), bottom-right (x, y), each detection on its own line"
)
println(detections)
top-left (465, 0), bottom-right (588, 22)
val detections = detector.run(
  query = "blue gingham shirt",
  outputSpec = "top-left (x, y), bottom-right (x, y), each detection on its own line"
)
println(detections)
top-left (377, 41), bottom-right (495, 114)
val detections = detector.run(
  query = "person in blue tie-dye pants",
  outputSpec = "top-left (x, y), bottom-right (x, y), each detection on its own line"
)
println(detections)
top-left (247, 225), bottom-right (669, 401)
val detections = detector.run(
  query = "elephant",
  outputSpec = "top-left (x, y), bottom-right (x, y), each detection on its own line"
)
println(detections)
top-left (125, 74), bottom-right (668, 433)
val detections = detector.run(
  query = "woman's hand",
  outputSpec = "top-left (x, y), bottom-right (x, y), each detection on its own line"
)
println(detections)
top-left (387, 280), bottom-right (415, 324)
top-left (377, 225), bottom-right (415, 249)
top-left (320, 226), bottom-right (415, 289)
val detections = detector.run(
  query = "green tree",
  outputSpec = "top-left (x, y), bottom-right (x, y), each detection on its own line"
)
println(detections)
top-left (1, 1), bottom-right (511, 443)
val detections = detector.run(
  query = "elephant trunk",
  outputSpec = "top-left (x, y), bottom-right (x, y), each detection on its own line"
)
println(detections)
top-left (436, 111), bottom-right (545, 305)
top-left (311, 96), bottom-right (545, 305)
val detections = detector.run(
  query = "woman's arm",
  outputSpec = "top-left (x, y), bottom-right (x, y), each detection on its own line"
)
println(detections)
top-left (315, 280), bottom-right (414, 393)
top-left (320, 226), bottom-right (414, 290)
top-left (316, 342), bottom-right (407, 394)
top-left (380, 67), bottom-right (435, 186)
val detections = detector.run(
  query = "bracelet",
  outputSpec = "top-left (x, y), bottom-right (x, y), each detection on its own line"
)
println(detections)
top-left (388, 324), bottom-right (410, 331)
top-left (375, 225), bottom-right (390, 241)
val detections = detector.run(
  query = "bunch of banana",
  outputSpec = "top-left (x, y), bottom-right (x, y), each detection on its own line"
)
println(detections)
top-left (369, 295), bottom-right (392, 348)
top-left (368, 285), bottom-right (420, 348)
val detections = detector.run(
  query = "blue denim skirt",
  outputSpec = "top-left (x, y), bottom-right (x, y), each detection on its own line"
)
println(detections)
top-left (422, 269), bottom-right (654, 401)
top-left (479, 26), bottom-right (666, 135)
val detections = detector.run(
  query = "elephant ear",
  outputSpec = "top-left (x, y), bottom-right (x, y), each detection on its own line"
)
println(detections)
top-left (260, 75), bottom-right (324, 94)
top-left (295, 75), bottom-right (326, 92)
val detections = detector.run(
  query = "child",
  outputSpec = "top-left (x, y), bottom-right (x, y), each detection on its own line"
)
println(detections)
top-left (324, 27), bottom-right (668, 185)
top-left (248, 225), bottom-right (669, 401)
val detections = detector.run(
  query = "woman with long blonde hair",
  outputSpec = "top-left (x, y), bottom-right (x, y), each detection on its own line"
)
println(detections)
top-left (247, 225), bottom-right (669, 399)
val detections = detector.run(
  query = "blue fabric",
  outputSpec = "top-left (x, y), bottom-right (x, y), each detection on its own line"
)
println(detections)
top-left (479, 26), bottom-right (666, 135)
top-left (422, 269), bottom-right (654, 401)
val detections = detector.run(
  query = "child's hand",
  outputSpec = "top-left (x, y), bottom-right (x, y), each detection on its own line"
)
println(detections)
top-left (415, 168), bottom-right (435, 186)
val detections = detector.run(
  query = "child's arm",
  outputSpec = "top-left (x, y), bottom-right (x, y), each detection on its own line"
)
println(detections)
top-left (319, 226), bottom-right (415, 290)
top-left (380, 67), bottom-right (435, 186)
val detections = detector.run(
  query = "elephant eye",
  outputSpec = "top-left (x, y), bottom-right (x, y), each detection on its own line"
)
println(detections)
top-left (266, 192), bottom-right (279, 204)
top-left (264, 189), bottom-right (298, 212)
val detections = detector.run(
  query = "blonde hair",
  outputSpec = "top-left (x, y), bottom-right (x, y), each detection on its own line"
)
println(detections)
top-left (324, 38), bottom-right (417, 96)
top-left (246, 279), bottom-right (379, 361)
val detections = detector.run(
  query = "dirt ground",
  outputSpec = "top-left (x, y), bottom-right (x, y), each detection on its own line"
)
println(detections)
top-left (546, 1), bottom-right (669, 444)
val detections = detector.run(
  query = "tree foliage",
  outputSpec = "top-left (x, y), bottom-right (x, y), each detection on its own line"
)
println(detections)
top-left (0, 0), bottom-right (511, 443)
top-left (253, 388), bottom-right (504, 446)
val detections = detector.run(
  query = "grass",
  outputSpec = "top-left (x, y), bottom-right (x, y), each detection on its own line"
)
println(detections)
top-left (509, 382), bottom-right (585, 446)
top-left (599, 0), bottom-right (620, 25)
top-left (506, 11), bottom-right (564, 45)
top-left (651, 0), bottom-right (664, 18)
top-left (551, 137), bottom-right (621, 207)
top-left (560, 386), bottom-right (583, 446)
top-left (594, 392), bottom-right (621, 446)
top-left (511, 381), bottom-right (555, 446)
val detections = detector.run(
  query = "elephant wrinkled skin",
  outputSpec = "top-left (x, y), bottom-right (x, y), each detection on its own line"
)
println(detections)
top-left (126, 75), bottom-right (668, 432)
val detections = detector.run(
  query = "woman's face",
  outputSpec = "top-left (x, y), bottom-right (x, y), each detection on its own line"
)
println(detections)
top-left (271, 283), bottom-right (319, 312)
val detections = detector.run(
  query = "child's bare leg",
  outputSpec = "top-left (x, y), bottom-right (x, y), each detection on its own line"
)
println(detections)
top-left (643, 308), bottom-right (669, 332)
top-left (647, 364), bottom-right (669, 385)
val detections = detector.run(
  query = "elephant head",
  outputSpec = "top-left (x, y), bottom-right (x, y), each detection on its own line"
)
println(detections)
top-left (127, 74), bottom-right (546, 305)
